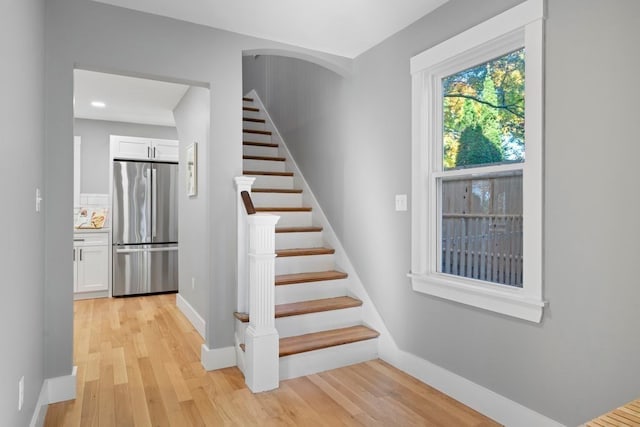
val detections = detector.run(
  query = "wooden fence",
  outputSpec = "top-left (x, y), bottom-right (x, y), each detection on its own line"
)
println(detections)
top-left (441, 214), bottom-right (523, 287)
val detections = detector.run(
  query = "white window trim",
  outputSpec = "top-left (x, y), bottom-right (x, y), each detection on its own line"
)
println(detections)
top-left (409, 0), bottom-right (546, 323)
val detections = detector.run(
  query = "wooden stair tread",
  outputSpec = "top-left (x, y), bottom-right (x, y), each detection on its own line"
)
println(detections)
top-left (242, 97), bottom-right (254, 102)
top-left (276, 270), bottom-right (348, 286)
top-left (243, 155), bottom-right (286, 162)
top-left (253, 188), bottom-right (303, 194)
top-left (243, 129), bottom-right (272, 135)
top-left (276, 247), bottom-right (335, 257)
top-left (243, 141), bottom-right (278, 148)
top-left (255, 206), bottom-right (312, 212)
top-left (244, 170), bottom-right (293, 177)
top-left (279, 325), bottom-right (379, 357)
top-left (243, 106), bottom-right (259, 112)
top-left (276, 226), bottom-right (323, 233)
top-left (234, 296), bottom-right (362, 323)
top-left (243, 117), bottom-right (265, 123)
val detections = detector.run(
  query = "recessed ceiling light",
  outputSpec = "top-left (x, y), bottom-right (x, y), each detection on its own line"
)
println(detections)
top-left (91, 101), bottom-right (106, 108)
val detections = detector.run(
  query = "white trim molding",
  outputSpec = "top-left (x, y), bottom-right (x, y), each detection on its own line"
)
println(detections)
top-left (381, 348), bottom-right (565, 427)
top-left (176, 293), bottom-right (206, 339)
top-left (409, 0), bottom-right (546, 322)
top-left (201, 345), bottom-right (236, 371)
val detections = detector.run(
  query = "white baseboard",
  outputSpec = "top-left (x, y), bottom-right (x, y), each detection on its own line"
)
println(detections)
top-left (30, 367), bottom-right (78, 427)
top-left (176, 293), bottom-right (206, 339)
top-left (381, 347), bottom-right (564, 427)
top-left (29, 383), bottom-right (50, 427)
top-left (201, 345), bottom-right (236, 371)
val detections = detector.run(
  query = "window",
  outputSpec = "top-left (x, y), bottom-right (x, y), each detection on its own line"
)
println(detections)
top-left (409, 0), bottom-right (545, 322)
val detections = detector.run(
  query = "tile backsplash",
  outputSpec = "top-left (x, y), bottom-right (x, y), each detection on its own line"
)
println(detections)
top-left (74, 193), bottom-right (110, 227)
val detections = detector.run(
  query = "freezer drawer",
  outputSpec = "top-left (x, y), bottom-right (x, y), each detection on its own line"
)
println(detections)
top-left (112, 244), bottom-right (178, 296)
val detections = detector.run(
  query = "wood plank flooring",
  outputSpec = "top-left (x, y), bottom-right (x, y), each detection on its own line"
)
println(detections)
top-left (585, 398), bottom-right (640, 426)
top-left (44, 294), bottom-right (500, 426)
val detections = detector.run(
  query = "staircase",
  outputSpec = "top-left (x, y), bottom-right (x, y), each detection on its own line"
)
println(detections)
top-left (236, 94), bottom-right (380, 381)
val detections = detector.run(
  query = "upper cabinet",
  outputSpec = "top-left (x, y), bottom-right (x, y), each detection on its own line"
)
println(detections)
top-left (110, 135), bottom-right (178, 162)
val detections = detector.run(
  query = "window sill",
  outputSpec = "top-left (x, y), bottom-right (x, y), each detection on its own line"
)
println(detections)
top-left (408, 273), bottom-right (545, 323)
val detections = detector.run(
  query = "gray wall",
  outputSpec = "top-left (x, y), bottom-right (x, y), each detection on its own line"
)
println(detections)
top-left (0, 0), bottom-right (45, 424)
top-left (254, 56), bottom-right (348, 237)
top-left (242, 55), bottom-right (268, 100)
top-left (243, 0), bottom-right (640, 425)
top-left (43, 0), bottom-right (348, 380)
top-left (74, 118), bottom-right (177, 194)
top-left (173, 87), bottom-right (211, 322)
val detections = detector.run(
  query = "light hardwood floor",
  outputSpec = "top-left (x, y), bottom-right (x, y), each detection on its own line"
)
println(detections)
top-left (44, 294), bottom-right (500, 426)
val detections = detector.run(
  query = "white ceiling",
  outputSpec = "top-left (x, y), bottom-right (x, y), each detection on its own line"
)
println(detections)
top-left (92, 0), bottom-right (450, 58)
top-left (74, 70), bottom-right (189, 126)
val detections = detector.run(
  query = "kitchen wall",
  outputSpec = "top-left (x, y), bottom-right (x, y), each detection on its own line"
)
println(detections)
top-left (243, 0), bottom-right (640, 424)
top-left (43, 0), bottom-right (348, 380)
top-left (0, 0), bottom-right (46, 424)
top-left (173, 87), bottom-right (211, 325)
top-left (74, 118), bottom-right (177, 194)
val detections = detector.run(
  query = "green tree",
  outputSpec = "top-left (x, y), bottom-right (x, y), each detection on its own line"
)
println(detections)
top-left (442, 48), bottom-right (525, 168)
top-left (455, 125), bottom-right (503, 168)
top-left (479, 73), bottom-right (502, 150)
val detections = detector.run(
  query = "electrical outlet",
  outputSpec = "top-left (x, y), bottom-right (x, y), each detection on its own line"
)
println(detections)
top-left (395, 194), bottom-right (407, 211)
top-left (191, 277), bottom-right (195, 289)
top-left (18, 376), bottom-right (24, 411)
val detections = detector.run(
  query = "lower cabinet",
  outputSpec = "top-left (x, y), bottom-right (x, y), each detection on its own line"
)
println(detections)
top-left (74, 232), bottom-right (109, 294)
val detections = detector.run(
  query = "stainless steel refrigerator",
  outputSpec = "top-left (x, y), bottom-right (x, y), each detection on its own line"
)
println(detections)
top-left (112, 160), bottom-right (178, 296)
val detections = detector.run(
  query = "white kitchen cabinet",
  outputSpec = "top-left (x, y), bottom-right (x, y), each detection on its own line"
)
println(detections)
top-left (110, 135), bottom-right (178, 162)
top-left (150, 139), bottom-right (179, 162)
top-left (74, 232), bottom-right (109, 294)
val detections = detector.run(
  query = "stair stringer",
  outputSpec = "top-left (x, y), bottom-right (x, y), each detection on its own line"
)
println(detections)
top-left (245, 89), bottom-right (400, 364)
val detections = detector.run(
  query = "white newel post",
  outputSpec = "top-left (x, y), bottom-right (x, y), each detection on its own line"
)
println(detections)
top-left (244, 213), bottom-right (280, 392)
top-left (234, 176), bottom-right (255, 313)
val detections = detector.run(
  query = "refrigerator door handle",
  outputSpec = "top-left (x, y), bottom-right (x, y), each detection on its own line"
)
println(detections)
top-left (152, 167), bottom-right (157, 239)
top-left (115, 247), bottom-right (178, 254)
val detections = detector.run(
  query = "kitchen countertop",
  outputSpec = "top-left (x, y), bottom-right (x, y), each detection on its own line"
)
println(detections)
top-left (74, 227), bottom-right (110, 234)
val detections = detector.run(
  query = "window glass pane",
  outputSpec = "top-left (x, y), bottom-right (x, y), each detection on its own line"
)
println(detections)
top-left (442, 48), bottom-right (525, 170)
top-left (439, 171), bottom-right (523, 287)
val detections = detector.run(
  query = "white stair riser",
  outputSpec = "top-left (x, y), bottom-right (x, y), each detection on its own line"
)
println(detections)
top-left (242, 110), bottom-right (262, 120)
top-left (243, 159), bottom-right (285, 172)
top-left (243, 100), bottom-right (254, 108)
top-left (243, 131), bottom-right (271, 143)
top-left (279, 338), bottom-right (378, 380)
top-left (242, 121), bottom-right (266, 131)
top-left (252, 192), bottom-right (302, 207)
top-left (243, 145), bottom-right (279, 157)
top-left (249, 175), bottom-right (294, 189)
top-left (269, 211), bottom-right (312, 227)
top-left (275, 231), bottom-right (323, 250)
top-left (276, 306), bottom-right (362, 338)
top-left (275, 253), bottom-right (335, 275)
top-left (236, 319), bottom-right (248, 346)
top-left (236, 304), bottom-right (360, 341)
top-left (275, 279), bottom-right (348, 305)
